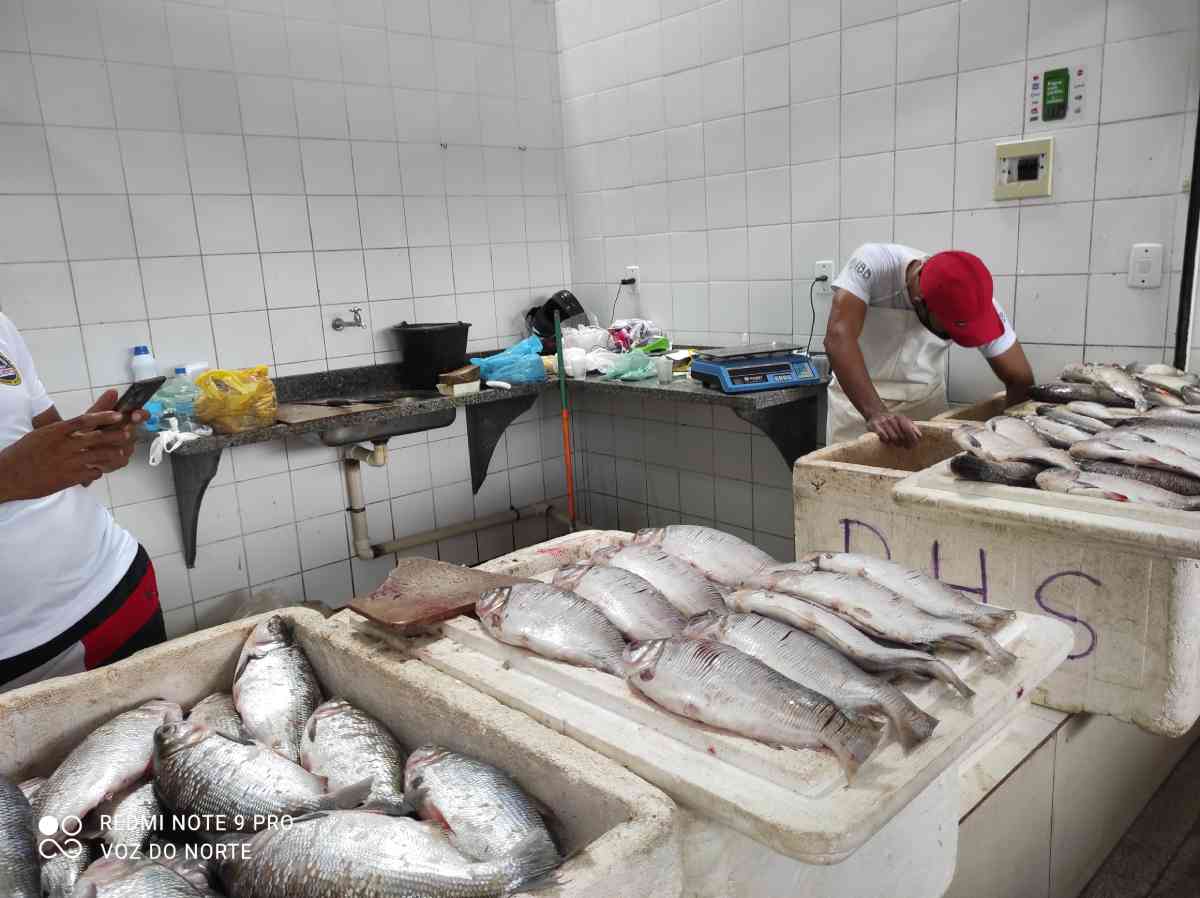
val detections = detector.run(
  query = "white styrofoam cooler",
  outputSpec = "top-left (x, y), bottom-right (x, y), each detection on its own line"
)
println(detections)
top-left (794, 426), bottom-right (1200, 738)
top-left (380, 531), bottom-right (1073, 898)
top-left (0, 609), bottom-right (683, 898)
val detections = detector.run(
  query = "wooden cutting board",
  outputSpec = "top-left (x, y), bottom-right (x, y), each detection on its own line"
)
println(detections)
top-left (349, 557), bottom-right (534, 634)
top-left (276, 401), bottom-right (388, 425)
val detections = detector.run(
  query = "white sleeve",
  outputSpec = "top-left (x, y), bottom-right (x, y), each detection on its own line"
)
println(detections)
top-left (978, 299), bottom-right (1017, 359)
top-left (830, 245), bottom-right (876, 305)
top-left (0, 314), bottom-right (52, 415)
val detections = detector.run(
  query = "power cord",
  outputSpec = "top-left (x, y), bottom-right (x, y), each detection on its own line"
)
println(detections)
top-left (609, 276), bottom-right (638, 326)
top-left (807, 275), bottom-right (829, 353)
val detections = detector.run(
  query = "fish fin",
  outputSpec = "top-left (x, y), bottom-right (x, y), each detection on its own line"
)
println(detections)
top-left (916, 658), bottom-right (975, 699)
top-left (361, 797), bottom-right (418, 817)
top-left (497, 831), bottom-right (565, 896)
top-left (879, 698), bottom-right (939, 752)
top-left (318, 776), bottom-right (374, 811)
top-left (288, 811), bottom-right (331, 826)
top-left (951, 631), bottom-right (1018, 666)
top-left (972, 606), bottom-right (1018, 630)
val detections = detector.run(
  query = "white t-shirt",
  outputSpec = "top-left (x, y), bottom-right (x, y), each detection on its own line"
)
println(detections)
top-left (0, 313), bottom-right (137, 660)
top-left (832, 243), bottom-right (1016, 359)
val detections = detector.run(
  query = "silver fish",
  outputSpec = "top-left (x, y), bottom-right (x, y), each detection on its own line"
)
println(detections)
top-left (88, 780), bottom-right (161, 853)
top-left (216, 810), bottom-right (561, 898)
top-left (1029, 382), bottom-right (1132, 406)
top-left (684, 612), bottom-right (938, 751)
top-left (728, 589), bottom-right (974, 698)
top-left (1126, 362), bottom-right (1191, 378)
top-left (300, 699), bottom-right (408, 814)
top-left (984, 416), bottom-right (1047, 448)
top-left (405, 746), bottom-right (559, 870)
top-left (1065, 402), bottom-right (1142, 423)
top-left (1145, 385), bottom-right (1185, 407)
top-left (477, 584), bottom-right (627, 675)
top-left (1078, 460), bottom-right (1200, 496)
top-left (188, 693), bottom-right (250, 742)
top-left (807, 552), bottom-right (1015, 630)
top-left (632, 524), bottom-right (777, 585)
top-left (73, 856), bottom-right (219, 898)
top-left (42, 839), bottom-right (101, 898)
top-left (950, 452), bottom-right (1042, 487)
top-left (1036, 469), bottom-right (1200, 510)
top-left (1061, 363), bottom-right (1150, 411)
top-left (1182, 385), bottom-right (1200, 405)
top-left (552, 563), bottom-right (686, 640)
top-left (953, 425), bottom-right (1078, 469)
top-left (1042, 405), bottom-right (1111, 434)
top-left (153, 721), bottom-right (371, 830)
top-left (621, 638), bottom-right (883, 783)
top-left (591, 544), bottom-right (726, 616)
top-left (1134, 372), bottom-right (1198, 396)
top-left (0, 775), bottom-right (39, 898)
top-left (1025, 415), bottom-right (1094, 448)
top-left (1070, 435), bottom-right (1200, 481)
top-left (1113, 425), bottom-right (1200, 458)
top-left (233, 615), bottom-right (324, 763)
top-left (749, 567), bottom-right (1016, 664)
top-left (16, 778), bottom-right (44, 802)
top-left (33, 699), bottom-right (182, 847)
top-left (1124, 406), bottom-right (1200, 428)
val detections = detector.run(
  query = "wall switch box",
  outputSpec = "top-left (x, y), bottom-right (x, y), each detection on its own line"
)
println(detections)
top-left (1128, 244), bottom-right (1163, 289)
top-left (814, 260), bottom-right (834, 294)
top-left (994, 137), bottom-right (1054, 200)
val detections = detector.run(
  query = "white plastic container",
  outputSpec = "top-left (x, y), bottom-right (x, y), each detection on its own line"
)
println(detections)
top-left (130, 344), bottom-right (157, 381)
top-left (0, 609), bottom-right (683, 898)
top-left (392, 531), bottom-right (1073, 898)
top-left (794, 426), bottom-right (1200, 737)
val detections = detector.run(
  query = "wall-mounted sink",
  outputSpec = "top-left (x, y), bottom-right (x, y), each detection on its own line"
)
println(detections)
top-left (315, 390), bottom-right (456, 446)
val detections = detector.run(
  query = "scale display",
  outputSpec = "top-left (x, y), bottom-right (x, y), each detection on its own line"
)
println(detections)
top-left (690, 344), bottom-right (824, 394)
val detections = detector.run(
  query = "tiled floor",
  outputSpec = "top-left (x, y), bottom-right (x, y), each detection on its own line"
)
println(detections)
top-left (1079, 739), bottom-right (1200, 898)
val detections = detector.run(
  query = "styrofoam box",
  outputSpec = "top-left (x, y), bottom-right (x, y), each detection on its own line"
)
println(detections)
top-left (381, 531), bottom-right (1072, 898)
top-left (0, 609), bottom-right (683, 898)
top-left (795, 424), bottom-right (1200, 738)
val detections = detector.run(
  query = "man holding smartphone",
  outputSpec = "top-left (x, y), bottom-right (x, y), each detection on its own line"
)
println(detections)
top-left (0, 312), bottom-right (165, 692)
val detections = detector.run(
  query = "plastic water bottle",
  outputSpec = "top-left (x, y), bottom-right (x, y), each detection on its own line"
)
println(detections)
top-left (156, 367), bottom-right (200, 432)
top-left (130, 345), bottom-right (157, 381)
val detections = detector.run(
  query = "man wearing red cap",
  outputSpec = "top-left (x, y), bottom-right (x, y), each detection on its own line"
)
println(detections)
top-left (824, 244), bottom-right (1034, 447)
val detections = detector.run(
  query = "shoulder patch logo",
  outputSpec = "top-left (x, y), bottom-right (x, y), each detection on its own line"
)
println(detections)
top-left (849, 257), bottom-right (872, 280)
top-left (0, 352), bottom-right (22, 386)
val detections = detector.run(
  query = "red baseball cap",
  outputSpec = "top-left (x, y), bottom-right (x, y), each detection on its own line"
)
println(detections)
top-left (918, 251), bottom-right (1002, 347)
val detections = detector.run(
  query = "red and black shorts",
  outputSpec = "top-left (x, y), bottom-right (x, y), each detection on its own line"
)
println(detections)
top-left (0, 546), bottom-right (166, 692)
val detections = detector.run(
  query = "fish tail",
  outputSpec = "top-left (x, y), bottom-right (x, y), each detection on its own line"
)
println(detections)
top-left (494, 832), bottom-right (564, 895)
top-left (826, 714), bottom-right (883, 785)
top-left (911, 658), bottom-right (975, 699)
top-left (876, 693), bottom-right (939, 751)
top-left (970, 606), bottom-right (1018, 631)
top-left (318, 776), bottom-right (374, 810)
top-left (952, 630), bottom-right (1017, 665)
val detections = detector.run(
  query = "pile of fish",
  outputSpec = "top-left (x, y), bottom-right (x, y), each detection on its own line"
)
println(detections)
top-left (476, 525), bottom-right (1019, 783)
top-left (0, 615), bottom-right (562, 898)
top-left (953, 362), bottom-right (1200, 510)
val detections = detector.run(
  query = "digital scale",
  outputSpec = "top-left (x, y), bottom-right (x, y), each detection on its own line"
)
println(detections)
top-left (690, 343), bottom-right (824, 394)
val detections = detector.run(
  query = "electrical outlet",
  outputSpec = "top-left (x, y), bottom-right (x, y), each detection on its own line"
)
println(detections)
top-left (625, 265), bottom-right (639, 286)
top-left (814, 260), bottom-right (834, 295)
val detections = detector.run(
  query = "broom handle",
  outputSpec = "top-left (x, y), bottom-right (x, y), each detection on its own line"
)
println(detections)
top-left (553, 312), bottom-right (576, 525)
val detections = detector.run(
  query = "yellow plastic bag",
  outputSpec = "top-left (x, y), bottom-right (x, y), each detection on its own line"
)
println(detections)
top-left (194, 366), bottom-right (277, 434)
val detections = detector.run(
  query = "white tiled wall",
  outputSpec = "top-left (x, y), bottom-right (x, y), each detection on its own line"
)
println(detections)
top-left (0, 0), bottom-right (570, 635)
top-left (556, 0), bottom-right (1199, 401)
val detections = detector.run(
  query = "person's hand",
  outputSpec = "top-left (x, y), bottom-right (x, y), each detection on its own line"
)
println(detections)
top-left (0, 411), bottom-right (134, 501)
top-left (85, 389), bottom-right (148, 474)
top-left (867, 412), bottom-right (922, 448)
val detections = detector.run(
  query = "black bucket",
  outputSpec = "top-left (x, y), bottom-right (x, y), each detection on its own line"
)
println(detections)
top-left (392, 321), bottom-right (470, 389)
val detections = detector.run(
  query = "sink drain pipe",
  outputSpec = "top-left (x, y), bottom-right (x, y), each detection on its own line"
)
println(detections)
top-left (344, 445), bottom-right (575, 561)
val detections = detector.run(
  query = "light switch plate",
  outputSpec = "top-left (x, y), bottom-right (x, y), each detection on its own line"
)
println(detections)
top-left (1128, 243), bottom-right (1163, 289)
top-left (994, 138), bottom-right (1054, 200)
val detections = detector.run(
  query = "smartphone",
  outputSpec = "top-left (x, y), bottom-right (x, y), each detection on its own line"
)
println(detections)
top-left (114, 376), bottom-right (167, 414)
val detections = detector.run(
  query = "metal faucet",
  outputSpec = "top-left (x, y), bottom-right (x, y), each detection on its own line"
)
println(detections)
top-left (332, 307), bottom-right (364, 331)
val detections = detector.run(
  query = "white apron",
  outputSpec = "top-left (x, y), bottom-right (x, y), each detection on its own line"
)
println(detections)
top-left (827, 307), bottom-right (950, 445)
